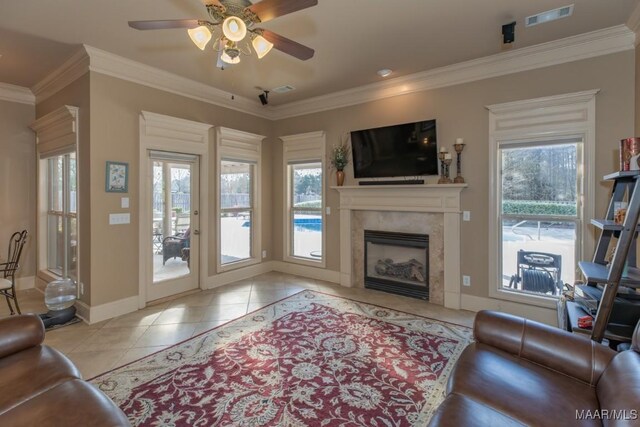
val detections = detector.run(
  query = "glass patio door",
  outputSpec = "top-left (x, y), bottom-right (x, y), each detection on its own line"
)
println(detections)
top-left (148, 151), bottom-right (199, 301)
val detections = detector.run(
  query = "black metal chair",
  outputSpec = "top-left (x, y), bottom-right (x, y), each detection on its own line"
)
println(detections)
top-left (162, 228), bottom-right (190, 265)
top-left (0, 230), bottom-right (28, 315)
top-left (508, 250), bottom-right (563, 295)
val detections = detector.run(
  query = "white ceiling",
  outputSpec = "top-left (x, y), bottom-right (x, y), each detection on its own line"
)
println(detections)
top-left (0, 0), bottom-right (637, 106)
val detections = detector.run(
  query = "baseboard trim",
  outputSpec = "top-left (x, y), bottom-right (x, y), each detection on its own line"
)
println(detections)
top-left (204, 261), bottom-right (275, 290)
top-left (75, 295), bottom-right (139, 324)
top-left (271, 261), bottom-right (340, 284)
top-left (460, 294), bottom-right (558, 326)
top-left (15, 276), bottom-right (35, 291)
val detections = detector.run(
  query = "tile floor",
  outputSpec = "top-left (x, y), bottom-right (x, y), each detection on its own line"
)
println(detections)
top-left (0, 272), bottom-right (475, 379)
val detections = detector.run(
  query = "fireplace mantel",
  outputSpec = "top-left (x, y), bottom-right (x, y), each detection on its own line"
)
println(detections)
top-left (333, 184), bottom-right (467, 309)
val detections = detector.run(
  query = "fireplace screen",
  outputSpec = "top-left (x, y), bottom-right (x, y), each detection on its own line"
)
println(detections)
top-left (364, 230), bottom-right (429, 300)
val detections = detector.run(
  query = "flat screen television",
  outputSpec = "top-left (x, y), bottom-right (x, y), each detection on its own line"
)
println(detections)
top-left (350, 119), bottom-right (438, 179)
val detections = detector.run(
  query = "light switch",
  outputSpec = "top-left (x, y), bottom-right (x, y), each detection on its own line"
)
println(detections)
top-left (121, 197), bottom-right (129, 209)
top-left (463, 211), bottom-right (471, 221)
top-left (109, 213), bottom-right (130, 225)
top-left (326, 207), bottom-right (331, 215)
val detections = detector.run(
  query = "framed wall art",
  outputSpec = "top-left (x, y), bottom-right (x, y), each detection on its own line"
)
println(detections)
top-left (106, 161), bottom-right (129, 193)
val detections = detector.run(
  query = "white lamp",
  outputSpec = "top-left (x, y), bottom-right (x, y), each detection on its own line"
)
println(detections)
top-left (187, 26), bottom-right (212, 50)
top-left (222, 16), bottom-right (247, 42)
top-left (252, 34), bottom-right (274, 59)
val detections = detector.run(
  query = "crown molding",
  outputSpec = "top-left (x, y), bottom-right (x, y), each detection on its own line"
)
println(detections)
top-left (28, 25), bottom-right (634, 121)
top-left (627, 1), bottom-right (640, 44)
top-left (84, 45), bottom-right (271, 119)
top-left (0, 82), bottom-right (35, 105)
top-left (32, 48), bottom-right (89, 103)
top-left (268, 25), bottom-right (634, 120)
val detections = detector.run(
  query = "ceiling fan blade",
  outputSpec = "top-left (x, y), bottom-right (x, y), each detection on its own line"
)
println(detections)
top-left (259, 29), bottom-right (314, 60)
top-left (247, 0), bottom-right (318, 23)
top-left (128, 20), bottom-right (201, 30)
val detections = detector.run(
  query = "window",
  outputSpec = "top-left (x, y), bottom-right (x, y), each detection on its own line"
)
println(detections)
top-left (45, 152), bottom-right (77, 279)
top-left (289, 163), bottom-right (323, 260)
top-left (488, 91), bottom-right (596, 306)
top-left (220, 160), bottom-right (254, 265)
top-left (498, 139), bottom-right (582, 297)
top-left (215, 126), bottom-right (263, 272)
top-left (281, 131), bottom-right (326, 266)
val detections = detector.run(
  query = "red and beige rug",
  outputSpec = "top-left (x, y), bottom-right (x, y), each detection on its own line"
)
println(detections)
top-left (92, 290), bottom-right (472, 426)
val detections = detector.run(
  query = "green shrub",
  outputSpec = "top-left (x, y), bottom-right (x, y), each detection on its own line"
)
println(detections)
top-left (502, 200), bottom-right (576, 216)
top-left (294, 200), bottom-right (322, 208)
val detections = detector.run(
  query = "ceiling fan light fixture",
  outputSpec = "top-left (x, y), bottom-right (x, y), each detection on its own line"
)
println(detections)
top-left (252, 35), bottom-right (274, 59)
top-left (221, 50), bottom-right (241, 64)
top-left (222, 16), bottom-right (247, 42)
top-left (187, 25), bottom-right (212, 50)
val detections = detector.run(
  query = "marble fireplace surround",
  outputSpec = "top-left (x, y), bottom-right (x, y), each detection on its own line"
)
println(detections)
top-left (333, 184), bottom-right (467, 310)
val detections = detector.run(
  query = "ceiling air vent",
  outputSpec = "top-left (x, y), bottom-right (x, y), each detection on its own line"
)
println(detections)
top-left (272, 85), bottom-right (296, 94)
top-left (526, 4), bottom-right (574, 27)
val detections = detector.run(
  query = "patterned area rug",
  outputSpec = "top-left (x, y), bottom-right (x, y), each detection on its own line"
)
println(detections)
top-left (92, 291), bottom-right (473, 426)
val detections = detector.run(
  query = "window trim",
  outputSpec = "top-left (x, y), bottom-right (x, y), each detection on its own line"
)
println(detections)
top-left (487, 90), bottom-right (597, 308)
top-left (216, 127), bottom-right (264, 273)
top-left (32, 105), bottom-right (80, 285)
top-left (281, 131), bottom-right (326, 268)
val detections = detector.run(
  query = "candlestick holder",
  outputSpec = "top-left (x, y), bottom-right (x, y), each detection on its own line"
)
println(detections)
top-left (438, 152), bottom-right (449, 184)
top-left (453, 143), bottom-right (466, 183)
top-left (443, 158), bottom-right (453, 183)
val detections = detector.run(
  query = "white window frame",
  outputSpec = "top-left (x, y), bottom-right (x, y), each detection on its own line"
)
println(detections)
top-left (487, 90), bottom-right (597, 308)
top-left (44, 153), bottom-right (77, 278)
top-left (216, 127), bottom-right (263, 273)
top-left (31, 106), bottom-right (80, 285)
top-left (282, 131), bottom-right (326, 268)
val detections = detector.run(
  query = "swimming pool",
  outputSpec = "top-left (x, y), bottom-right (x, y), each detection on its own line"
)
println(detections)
top-left (242, 217), bottom-right (322, 231)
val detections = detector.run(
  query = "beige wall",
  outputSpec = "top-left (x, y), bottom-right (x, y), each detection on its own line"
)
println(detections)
top-left (37, 73), bottom-right (92, 302)
top-left (0, 99), bottom-right (36, 279)
top-left (86, 73), bottom-right (274, 306)
top-left (273, 51), bottom-right (635, 299)
top-left (28, 48), bottom-right (635, 309)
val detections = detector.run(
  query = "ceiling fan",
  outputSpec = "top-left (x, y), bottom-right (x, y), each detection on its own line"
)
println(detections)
top-left (128, 0), bottom-right (317, 69)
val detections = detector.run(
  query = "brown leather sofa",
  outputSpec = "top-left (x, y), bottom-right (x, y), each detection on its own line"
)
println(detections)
top-left (0, 314), bottom-right (129, 426)
top-left (429, 310), bottom-right (640, 427)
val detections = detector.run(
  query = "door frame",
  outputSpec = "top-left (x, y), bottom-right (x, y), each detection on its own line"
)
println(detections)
top-left (138, 111), bottom-right (212, 308)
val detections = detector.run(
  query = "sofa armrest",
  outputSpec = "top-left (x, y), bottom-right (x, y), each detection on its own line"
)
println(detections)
top-left (0, 314), bottom-right (45, 359)
top-left (474, 310), bottom-right (615, 385)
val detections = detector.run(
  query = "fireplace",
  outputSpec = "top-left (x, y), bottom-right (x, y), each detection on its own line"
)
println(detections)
top-left (364, 230), bottom-right (429, 300)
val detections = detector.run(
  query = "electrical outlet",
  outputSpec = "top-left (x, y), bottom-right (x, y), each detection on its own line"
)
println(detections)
top-left (262, 250), bottom-right (267, 259)
top-left (326, 206), bottom-right (331, 215)
top-left (79, 282), bottom-right (84, 295)
top-left (121, 197), bottom-right (129, 209)
top-left (463, 211), bottom-right (471, 221)
top-left (462, 275), bottom-right (471, 287)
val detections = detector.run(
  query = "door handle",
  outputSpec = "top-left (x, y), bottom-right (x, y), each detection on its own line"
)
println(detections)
top-left (193, 230), bottom-right (200, 235)
top-left (194, 210), bottom-right (199, 216)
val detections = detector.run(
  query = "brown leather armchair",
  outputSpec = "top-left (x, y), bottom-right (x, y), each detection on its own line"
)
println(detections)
top-left (0, 314), bottom-right (130, 426)
top-left (429, 310), bottom-right (640, 427)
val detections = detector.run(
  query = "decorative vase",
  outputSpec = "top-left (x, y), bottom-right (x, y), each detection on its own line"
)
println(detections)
top-left (336, 170), bottom-right (345, 186)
